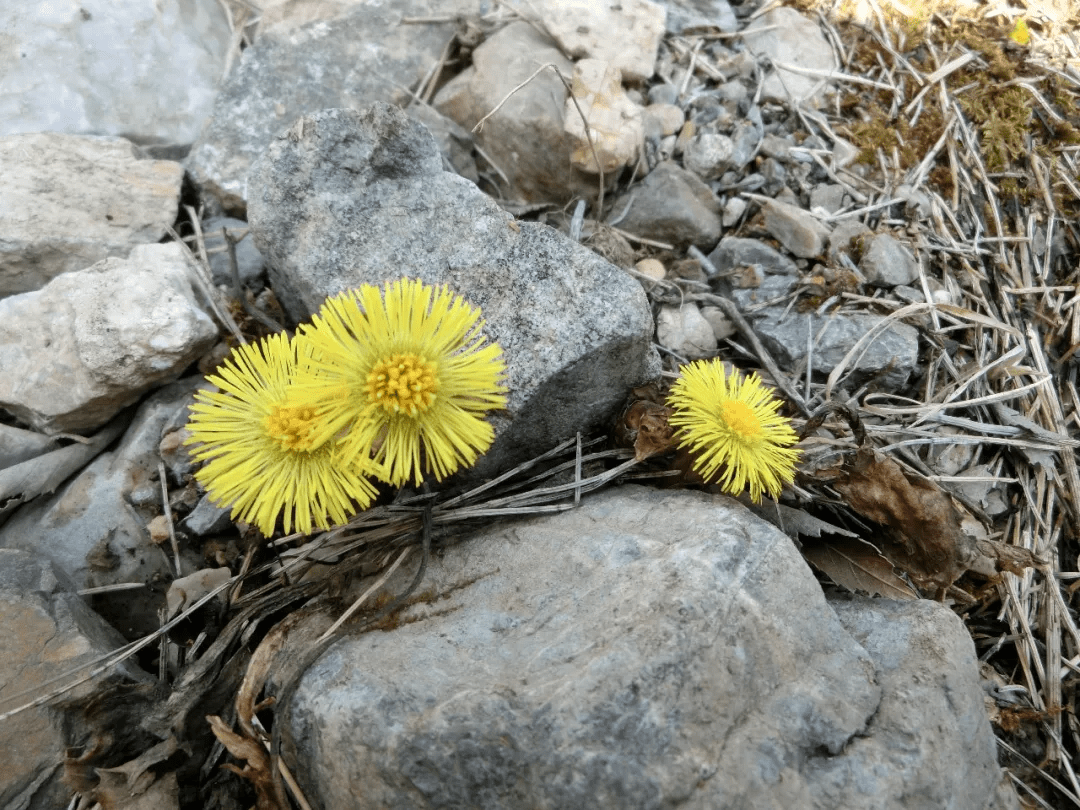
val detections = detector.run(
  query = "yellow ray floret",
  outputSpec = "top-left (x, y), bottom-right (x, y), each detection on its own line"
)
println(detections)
top-left (292, 279), bottom-right (508, 487)
top-left (184, 332), bottom-right (378, 536)
top-left (667, 359), bottom-right (801, 503)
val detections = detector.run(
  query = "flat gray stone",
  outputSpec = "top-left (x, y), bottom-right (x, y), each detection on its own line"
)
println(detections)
top-left (0, 134), bottom-right (184, 297)
top-left (0, 0), bottom-right (230, 145)
top-left (186, 0), bottom-right (478, 211)
top-left (0, 243), bottom-right (218, 435)
top-left (683, 133), bottom-right (735, 180)
top-left (247, 104), bottom-right (658, 479)
top-left (282, 486), bottom-right (1006, 810)
top-left (0, 550), bottom-right (150, 810)
top-left (0, 381), bottom-right (205, 640)
top-left (859, 233), bottom-right (920, 287)
top-left (656, 303), bottom-right (718, 358)
top-left (756, 310), bottom-right (919, 389)
top-left (743, 7), bottom-right (837, 108)
top-left (762, 198), bottom-right (830, 259)
top-left (609, 161), bottom-right (722, 249)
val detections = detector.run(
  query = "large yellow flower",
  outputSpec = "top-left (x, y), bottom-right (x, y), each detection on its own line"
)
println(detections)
top-left (293, 279), bottom-right (508, 487)
top-left (667, 360), bottom-right (801, 502)
top-left (184, 332), bottom-right (378, 536)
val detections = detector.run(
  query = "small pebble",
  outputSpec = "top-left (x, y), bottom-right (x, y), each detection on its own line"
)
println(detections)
top-left (635, 258), bottom-right (666, 281)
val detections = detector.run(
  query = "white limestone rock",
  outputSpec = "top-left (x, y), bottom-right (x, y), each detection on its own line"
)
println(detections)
top-left (0, 243), bottom-right (218, 434)
top-left (0, 133), bottom-right (184, 297)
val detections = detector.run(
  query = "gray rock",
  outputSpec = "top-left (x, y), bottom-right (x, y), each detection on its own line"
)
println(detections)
top-left (247, 104), bottom-right (658, 479)
top-left (434, 21), bottom-right (581, 204)
top-left (683, 133), bottom-right (735, 180)
top-left (656, 303), bottom-right (718, 358)
top-left (743, 7), bottom-right (837, 108)
top-left (658, 0), bottom-right (738, 33)
top-left (405, 103), bottom-right (479, 184)
top-left (762, 198), bottom-right (830, 258)
top-left (609, 161), bottom-right (722, 249)
top-left (756, 310), bottom-right (919, 388)
top-left (187, 1), bottom-right (477, 211)
top-left (0, 550), bottom-right (150, 810)
top-left (0, 380), bottom-right (205, 640)
top-left (181, 494), bottom-right (233, 537)
top-left (708, 236), bottom-right (799, 276)
top-left (859, 233), bottom-right (920, 287)
top-left (809, 183), bottom-right (847, 214)
top-left (202, 217), bottom-right (265, 288)
top-left (721, 196), bottom-right (747, 227)
top-left (759, 133), bottom-right (793, 160)
top-left (825, 597), bottom-right (1003, 809)
top-left (827, 218), bottom-right (873, 265)
top-left (647, 83), bottom-right (679, 106)
top-left (523, 0), bottom-right (666, 82)
top-left (0, 243), bottom-right (218, 435)
top-left (728, 117), bottom-right (763, 169)
top-left (0, 425), bottom-right (58, 470)
top-left (0, 0), bottom-right (230, 145)
top-left (0, 134), bottom-right (184, 297)
top-left (283, 486), bottom-right (1005, 810)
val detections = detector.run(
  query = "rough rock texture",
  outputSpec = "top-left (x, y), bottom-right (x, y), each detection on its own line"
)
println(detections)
top-left (0, 243), bottom-right (218, 434)
top-left (434, 21), bottom-right (582, 204)
top-left (564, 59), bottom-right (644, 174)
top-left (0, 381), bottom-right (203, 639)
top-left (0, 0), bottom-right (230, 145)
top-left (0, 550), bottom-right (150, 810)
top-left (826, 597), bottom-right (1006, 809)
top-left (0, 134), bottom-right (184, 297)
top-left (761, 198), bottom-right (831, 259)
top-left (859, 233), bottom-right (920, 287)
top-left (523, 0), bottom-right (667, 82)
top-left (756, 311), bottom-right (920, 389)
top-left (609, 161), bottom-right (722, 249)
top-left (186, 0), bottom-right (479, 211)
top-left (743, 7), bottom-right (837, 108)
top-left (656, 303), bottom-right (718, 359)
top-left (247, 104), bottom-right (658, 479)
top-left (283, 486), bottom-right (1005, 810)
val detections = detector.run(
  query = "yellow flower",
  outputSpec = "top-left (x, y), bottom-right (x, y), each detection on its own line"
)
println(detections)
top-left (184, 332), bottom-right (378, 536)
top-left (667, 360), bottom-right (801, 502)
top-left (293, 279), bottom-right (507, 487)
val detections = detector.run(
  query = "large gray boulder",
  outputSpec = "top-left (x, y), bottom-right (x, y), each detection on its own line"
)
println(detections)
top-left (282, 486), bottom-right (1006, 809)
top-left (247, 104), bottom-right (659, 479)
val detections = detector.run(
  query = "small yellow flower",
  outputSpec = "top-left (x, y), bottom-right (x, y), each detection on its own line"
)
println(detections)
top-left (184, 332), bottom-right (378, 536)
top-left (293, 279), bottom-right (507, 487)
top-left (667, 360), bottom-right (801, 502)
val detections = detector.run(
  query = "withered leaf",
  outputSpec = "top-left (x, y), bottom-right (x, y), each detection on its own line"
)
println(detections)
top-left (618, 399), bottom-right (675, 461)
top-left (802, 535), bottom-right (918, 600)
top-left (745, 500), bottom-right (860, 544)
top-left (834, 446), bottom-right (976, 593)
top-left (208, 714), bottom-right (285, 810)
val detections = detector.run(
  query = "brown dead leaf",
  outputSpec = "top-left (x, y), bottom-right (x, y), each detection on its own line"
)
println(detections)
top-left (622, 399), bottom-right (675, 461)
top-left (802, 535), bottom-right (919, 600)
top-left (834, 446), bottom-right (976, 594)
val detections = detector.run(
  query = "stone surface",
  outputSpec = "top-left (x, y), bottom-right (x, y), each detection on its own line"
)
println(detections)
top-left (0, 550), bottom-right (150, 810)
top-left (709, 236), bottom-right (799, 276)
top-left (658, 0), bottom-right (738, 33)
top-left (762, 198), bottom-right (830, 258)
top-left (283, 486), bottom-right (1005, 810)
top-left (0, 133), bottom-right (184, 297)
top-left (826, 597), bottom-right (1003, 809)
top-left (181, 494), bottom-right (233, 537)
top-left (564, 60), bottom-right (644, 174)
top-left (810, 183), bottom-right (847, 214)
top-left (743, 7), bottom-right (837, 108)
top-left (186, 0), bottom-right (477, 211)
top-left (609, 161), bottom-right (722, 249)
top-left (643, 103), bottom-right (685, 138)
top-left (434, 21), bottom-right (581, 204)
top-left (656, 303), bottom-right (719, 359)
top-left (526, 0), bottom-right (666, 82)
top-left (683, 133), bottom-right (736, 180)
top-left (247, 104), bottom-right (658, 479)
top-left (0, 0), bottom-right (230, 146)
top-left (859, 233), bottom-right (920, 287)
top-left (0, 381), bottom-right (204, 640)
top-left (0, 243), bottom-right (218, 435)
top-left (756, 311), bottom-right (919, 388)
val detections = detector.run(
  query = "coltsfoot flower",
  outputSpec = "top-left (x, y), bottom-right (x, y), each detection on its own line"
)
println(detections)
top-left (293, 279), bottom-right (507, 487)
top-left (185, 332), bottom-right (378, 536)
top-left (667, 359), bottom-right (801, 502)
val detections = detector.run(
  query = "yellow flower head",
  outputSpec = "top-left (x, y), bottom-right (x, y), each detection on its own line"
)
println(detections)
top-left (667, 359), bottom-right (801, 503)
top-left (184, 332), bottom-right (378, 536)
top-left (293, 279), bottom-right (508, 487)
